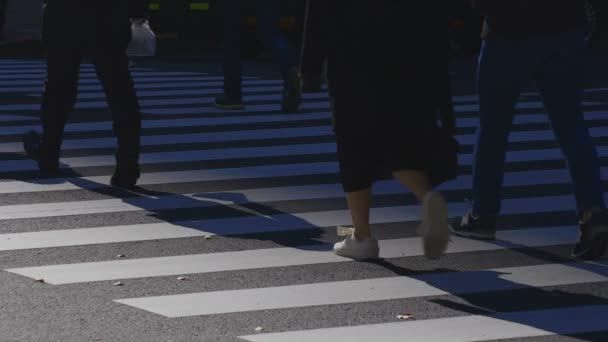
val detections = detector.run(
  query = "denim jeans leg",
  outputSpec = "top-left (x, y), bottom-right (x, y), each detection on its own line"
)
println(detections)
top-left (471, 40), bottom-right (530, 216)
top-left (535, 31), bottom-right (605, 213)
top-left (256, 0), bottom-right (297, 84)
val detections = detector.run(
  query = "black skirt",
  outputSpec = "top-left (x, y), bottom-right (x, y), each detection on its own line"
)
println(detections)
top-left (331, 87), bottom-right (458, 191)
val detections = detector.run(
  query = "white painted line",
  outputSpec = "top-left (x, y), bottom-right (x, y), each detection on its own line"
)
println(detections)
top-left (0, 80), bottom-right (283, 93)
top-left (0, 224), bottom-right (208, 251)
top-left (143, 101), bottom-right (331, 115)
top-left (0, 162), bottom-right (338, 194)
top-left (0, 71), bottom-right (205, 79)
top-left (0, 109), bottom-right (605, 137)
top-left (0, 115), bottom-right (37, 122)
top-left (0, 94), bottom-right (327, 111)
top-left (455, 101), bottom-right (606, 112)
top-left (77, 86), bottom-right (285, 99)
top-left (2, 138), bottom-right (608, 172)
top-left (3, 124), bottom-right (608, 154)
top-left (3, 164), bottom-right (608, 220)
top-left (0, 76), bottom-right (239, 87)
top-left (0, 97), bottom-right (328, 111)
top-left (0, 112), bottom-right (331, 136)
top-left (4, 195), bottom-right (596, 284)
top-left (116, 261), bottom-right (608, 317)
top-left (0, 126), bottom-right (333, 152)
top-left (239, 305), bottom-right (608, 342)
top-left (0, 68), bottom-right (151, 74)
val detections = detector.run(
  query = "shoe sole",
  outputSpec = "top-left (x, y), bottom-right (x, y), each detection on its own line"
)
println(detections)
top-left (448, 226), bottom-right (496, 241)
top-left (572, 226), bottom-right (608, 260)
top-left (332, 249), bottom-right (380, 261)
top-left (421, 192), bottom-right (450, 260)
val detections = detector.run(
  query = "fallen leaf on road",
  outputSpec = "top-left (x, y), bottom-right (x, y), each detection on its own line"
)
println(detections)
top-left (397, 313), bottom-right (414, 320)
top-left (113, 281), bottom-right (124, 286)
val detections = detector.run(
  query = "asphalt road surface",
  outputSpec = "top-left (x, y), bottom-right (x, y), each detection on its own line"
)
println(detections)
top-left (0, 55), bottom-right (607, 342)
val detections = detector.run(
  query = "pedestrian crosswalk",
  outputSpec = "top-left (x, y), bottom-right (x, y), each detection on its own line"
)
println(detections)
top-left (0, 59), bottom-right (607, 341)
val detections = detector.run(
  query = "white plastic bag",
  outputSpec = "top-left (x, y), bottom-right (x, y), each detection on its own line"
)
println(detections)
top-left (127, 20), bottom-right (156, 57)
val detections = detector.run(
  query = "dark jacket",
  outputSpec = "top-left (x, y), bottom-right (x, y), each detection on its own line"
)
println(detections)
top-left (43, 0), bottom-right (148, 43)
top-left (471, 0), bottom-right (587, 39)
top-left (300, 0), bottom-right (454, 127)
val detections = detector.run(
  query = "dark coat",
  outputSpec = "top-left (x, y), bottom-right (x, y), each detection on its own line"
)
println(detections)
top-left (43, 0), bottom-right (148, 43)
top-left (471, 0), bottom-right (586, 39)
top-left (300, 0), bottom-right (455, 129)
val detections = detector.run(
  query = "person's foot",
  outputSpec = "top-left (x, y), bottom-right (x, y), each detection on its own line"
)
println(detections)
top-left (333, 231), bottom-right (379, 260)
top-left (449, 210), bottom-right (497, 240)
top-left (572, 209), bottom-right (608, 260)
top-left (111, 161), bottom-right (140, 188)
top-left (281, 68), bottom-right (302, 113)
top-left (214, 94), bottom-right (244, 110)
top-left (419, 192), bottom-right (450, 260)
top-left (22, 130), bottom-right (61, 177)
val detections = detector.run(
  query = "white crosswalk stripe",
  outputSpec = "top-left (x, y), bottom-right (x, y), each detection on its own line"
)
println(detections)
top-left (0, 60), bottom-right (607, 341)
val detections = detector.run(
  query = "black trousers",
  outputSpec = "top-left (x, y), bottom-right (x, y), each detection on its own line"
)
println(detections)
top-left (41, 40), bottom-right (141, 163)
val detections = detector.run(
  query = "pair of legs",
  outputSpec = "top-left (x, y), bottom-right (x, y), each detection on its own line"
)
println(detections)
top-left (470, 31), bottom-right (604, 218)
top-left (346, 171), bottom-right (432, 239)
top-left (453, 31), bottom-right (608, 258)
top-left (334, 122), bottom-right (451, 260)
top-left (39, 39), bottom-right (141, 167)
top-left (220, 0), bottom-right (298, 99)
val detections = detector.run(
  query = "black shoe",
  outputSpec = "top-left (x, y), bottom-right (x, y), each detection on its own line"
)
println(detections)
top-left (281, 68), bottom-right (302, 113)
top-left (572, 210), bottom-right (608, 260)
top-left (110, 162), bottom-right (140, 188)
top-left (449, 211), bottom-right (497, 240)
top-left (22, 130), bottom-right (61, 177)
top-left (214, 95), bottom-right (244, 110)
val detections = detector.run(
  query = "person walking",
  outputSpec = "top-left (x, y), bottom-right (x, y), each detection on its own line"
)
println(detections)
top-left (23, 0), bottom-right (148, 188)
top-left (450, 0), bottom-right (608, 260)
top-left (300, 0), bottom-right (459, 260)
top-left (215, 0), bottom-right (301, 112)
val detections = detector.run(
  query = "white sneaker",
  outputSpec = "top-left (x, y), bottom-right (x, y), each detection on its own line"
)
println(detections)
top-left (333, 232), bottom-right (379, 260)
top-left (419, 192), bottom-right (450, 260)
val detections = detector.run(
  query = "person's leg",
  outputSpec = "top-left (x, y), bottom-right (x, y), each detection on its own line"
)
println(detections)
top-left (333, 127), bottom-right (379, 260)
top-left (256, 0), bottom-right (300, 112)
top-left (391, 153), bottom-right (448, 260)
top-left (89, 41), bottom-right (141, 187)
top-left (24, 41), bottom-right (82, 173)
top-left (218, 0), bottom-right (244, 107)
top-left (536, 31), bottom-right (604, 213)
top-left (256, 0), bottom-right (297, 81)
top-left (451, 39), bottom-right (531, 239)
top-left (535, 31), bottom-right (607, 259)
top-left (345, 188), bottom-right (372, 239)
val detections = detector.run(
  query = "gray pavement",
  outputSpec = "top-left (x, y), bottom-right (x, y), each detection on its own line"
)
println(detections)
top-left (0, 54), bottom-right (607, 342)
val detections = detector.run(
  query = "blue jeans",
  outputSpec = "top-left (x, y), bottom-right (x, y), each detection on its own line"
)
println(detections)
top-left (221, 0), bottom-right (297, 99)
top-left (471, 31), bottom-right (605, 216)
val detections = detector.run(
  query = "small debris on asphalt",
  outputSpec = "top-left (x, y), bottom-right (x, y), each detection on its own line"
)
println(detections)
top-left (34, 278), bottom-right (45, 283)
top-left (397, 313), bottom-right (414, 320)
top-left (204, 235), bottom-right (213, 240)
top-left (117, 254), bottom-right (126, 258)
top-left (177, 276), bottom-right (188, 281)
top-left (113, 281), bottom-right (124, 286)
top-left (254, 327), bottom-right (264, 332)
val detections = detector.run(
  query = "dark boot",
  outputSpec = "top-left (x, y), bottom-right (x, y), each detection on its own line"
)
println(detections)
top-left (22, 130), bottom-right (61, 177)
